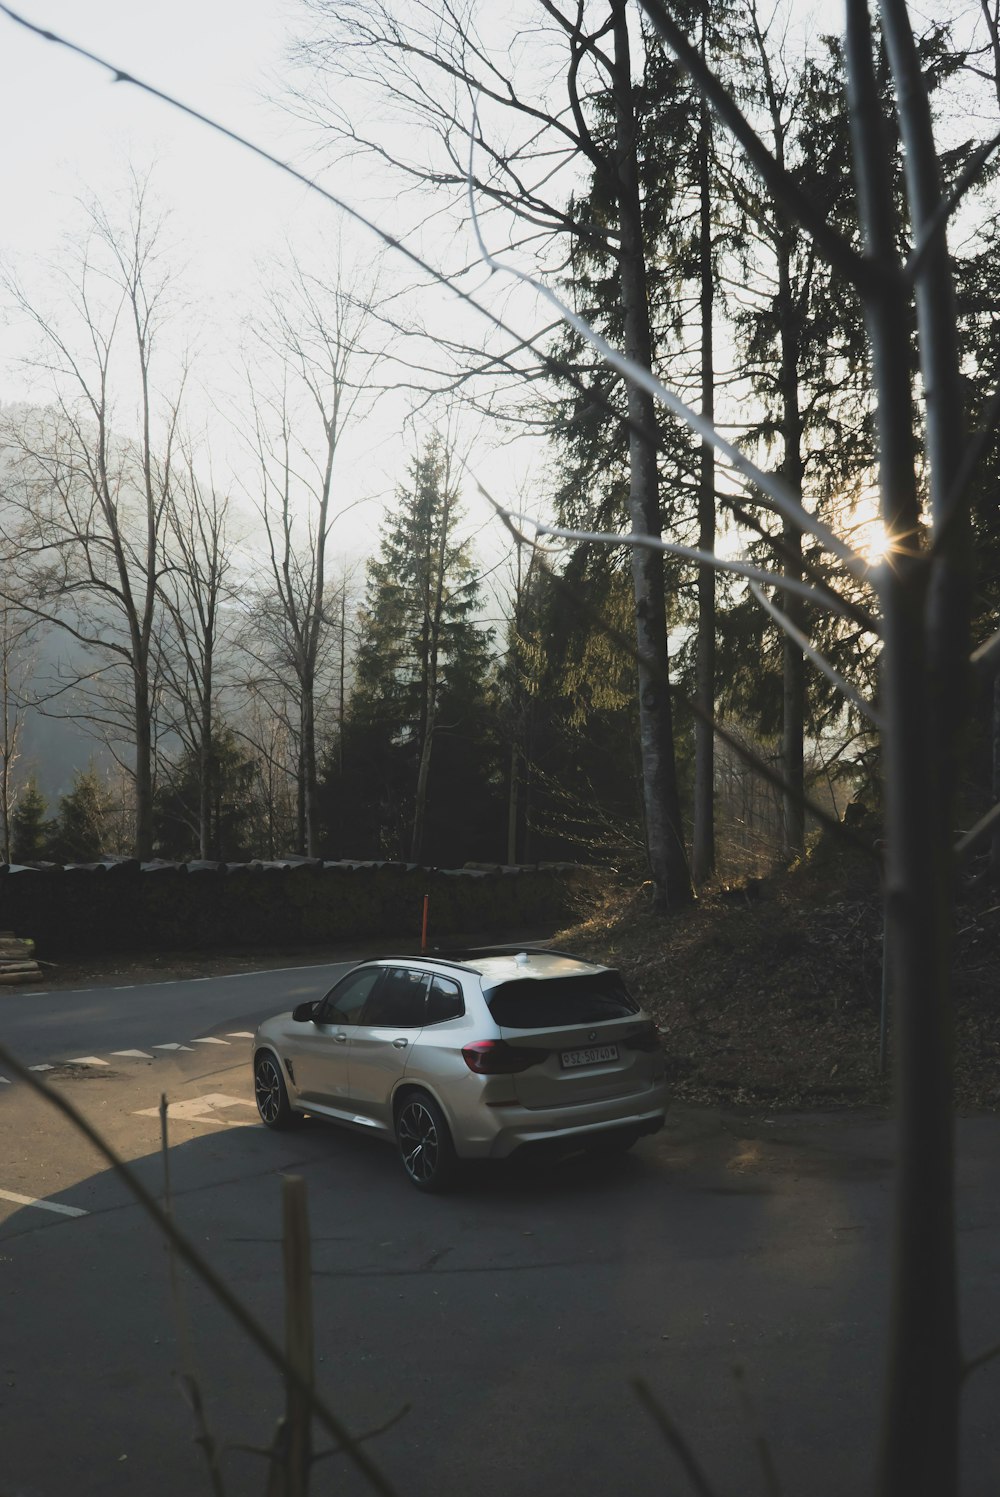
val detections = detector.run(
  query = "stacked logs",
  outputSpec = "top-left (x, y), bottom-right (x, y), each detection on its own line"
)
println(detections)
top-left (0, 932), bottom-right (42, 984)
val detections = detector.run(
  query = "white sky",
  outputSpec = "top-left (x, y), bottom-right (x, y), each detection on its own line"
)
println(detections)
top-left (0, 0), bottom-right (544, 572)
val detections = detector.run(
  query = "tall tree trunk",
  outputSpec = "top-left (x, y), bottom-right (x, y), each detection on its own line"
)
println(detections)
top-left (301, 685), bottom-right (318, 857)
top-left (612, 0), bottom-right (692, 911)
top-left (992, 673), bottom-right (1000, 875)
top-left (133, 672), bottom-right (154, 861)
top-left (410, 702), bottom-right (435, 864)
top-left (847, 7), bottom-right (964, 1489)
top-left (777, 242), bottom-right (806, 859)
top-left (692, 61), bottom-right (716, 886)
top-left (507, 742), bottom-right (520, 866)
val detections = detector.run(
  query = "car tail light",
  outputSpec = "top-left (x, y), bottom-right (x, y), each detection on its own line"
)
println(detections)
top-left (624, 1022), bottom-right (661, 1052)
top-left (461, 1040), bottom-right (543, 1074)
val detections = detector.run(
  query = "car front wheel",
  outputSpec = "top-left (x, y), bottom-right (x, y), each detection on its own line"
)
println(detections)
top-left (254, 1051), bottom-right (299, 1129)
top-left (395, 1093), bottom-right (459, 1192)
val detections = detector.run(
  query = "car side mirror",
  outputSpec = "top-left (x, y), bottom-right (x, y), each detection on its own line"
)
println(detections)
top-left (292, 1001), bottom-right (317, 1023)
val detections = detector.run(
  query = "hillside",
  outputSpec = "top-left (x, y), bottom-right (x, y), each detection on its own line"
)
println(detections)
top-left (557, 833), bottom-right (1000, 1112)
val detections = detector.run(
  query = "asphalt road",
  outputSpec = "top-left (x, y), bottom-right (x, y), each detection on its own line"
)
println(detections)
top-left (1, 966), bottom-right (999, 1497)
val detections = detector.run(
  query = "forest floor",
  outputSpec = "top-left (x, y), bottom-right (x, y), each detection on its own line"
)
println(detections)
top-left (555, 826), bottom-right (1000, 1113)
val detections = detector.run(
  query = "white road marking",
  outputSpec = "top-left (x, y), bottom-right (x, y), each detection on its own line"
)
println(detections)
top-left (135, 1092), bottom-right (257, 1127)
top-left (191, 1037), bottom-right (230, 1046)
top-left (226, 1032), bottom-right (255, 1039)
top-left (0, 1188), bottom-right (87, 1218)
top-left (153, 1043), bottom-right (194, 1051)
top-left (29, 1064), bottom-right (53, 1072)
top-left (66, 1056), bottom-right (110, 1067)
top-left (111, 1049), bottom-right (153, 1060)
top-left (0, 1076), bottom-right (9, 1084)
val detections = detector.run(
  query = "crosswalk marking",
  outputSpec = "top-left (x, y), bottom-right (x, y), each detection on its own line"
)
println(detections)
top-left (66, 1056), bottom-right (110, 1067)
top-left (191, 1037), bottom-right (230, 1046)
top-left (111, 1049), bottom-right (153, 1060)
top-left (153, 1043), bottom-right (194, 1051)
top-left (29, 1064), bottom-right (53, 1072)
top-left (135, 1093), bottom-right (257, 1127)
top-left (226, 1032), bottom-right (255, 1039)
top-left (0, 1188), bottom-right (87, 1218)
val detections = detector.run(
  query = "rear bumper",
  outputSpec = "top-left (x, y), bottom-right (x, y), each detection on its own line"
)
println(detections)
top-left (452, 1083), bottom-right (668, 1160)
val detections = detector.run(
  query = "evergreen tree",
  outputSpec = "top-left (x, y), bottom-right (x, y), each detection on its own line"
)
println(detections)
top-left (154, 728), bottom-right (257, 861)
top-left (10, 778), bottom-right (50, 863)
top-left (48, 766), bottom-right (113, 864)
top-left (327, 435), bottom-right (498, 864)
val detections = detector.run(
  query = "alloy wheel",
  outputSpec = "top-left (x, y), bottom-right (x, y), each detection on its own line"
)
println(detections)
top-left (255, 1055), bottom-right (282, 1125)
top-left (397, 1099), bottom-right (439, 1184)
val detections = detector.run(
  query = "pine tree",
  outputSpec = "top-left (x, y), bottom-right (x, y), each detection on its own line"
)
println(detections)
top-left (334, 436), bottom-right (497, 864)
top-left (10, 778), bottom-right (50, 863)
top-left (48, 766), bottom-right (113, 864)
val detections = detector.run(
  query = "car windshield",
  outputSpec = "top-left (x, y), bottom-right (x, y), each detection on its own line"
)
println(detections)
top-left (484, 972), bottom-right (638, 1029)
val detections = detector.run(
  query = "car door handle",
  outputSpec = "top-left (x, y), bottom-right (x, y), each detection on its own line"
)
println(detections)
top-left (334, 1032), bottom-right (348, 1044)
top-left (392, 1038), bottom-right (408, 1049)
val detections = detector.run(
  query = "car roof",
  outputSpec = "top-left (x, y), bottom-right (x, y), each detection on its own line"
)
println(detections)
top-left (366, 948), bottom-right (610, 983)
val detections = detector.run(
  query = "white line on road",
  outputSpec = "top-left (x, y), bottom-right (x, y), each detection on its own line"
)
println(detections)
top-left (0, 1076), bottom-right (9, 1084)
top-left (28, 1064), bottom-right (53, 1072)
top-left (226, 1032), bottom-right (255, 1039)
top-left (0, 1188), bottom-right (87, 1218)
top-left (153, 1043), bottom-right (194, 1051)
top-left (66, 1056), bottom-right (110, 1067)
top-left (191, 1037), bottom-right (230, 1046)
top-left (111, 1049), bottom-right (153, 1059)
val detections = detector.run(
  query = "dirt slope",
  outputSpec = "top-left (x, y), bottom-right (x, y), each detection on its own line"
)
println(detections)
top-left (556, 834), bottom-right (1000, 1112)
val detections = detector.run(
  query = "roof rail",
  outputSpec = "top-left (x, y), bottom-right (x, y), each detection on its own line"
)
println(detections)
top-left (427, 943), bottom-right (595, 964)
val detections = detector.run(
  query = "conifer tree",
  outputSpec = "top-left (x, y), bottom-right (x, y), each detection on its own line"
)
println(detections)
top-left (10, 777), bottom-right (50, 863)
top-left (338, 435), bottom-right (496, 863)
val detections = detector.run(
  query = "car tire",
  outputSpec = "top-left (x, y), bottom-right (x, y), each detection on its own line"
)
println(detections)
top-left (395, 1092), bottom-right (459, 1192)
top-left (254, 1050), bottom-right (299, 1130)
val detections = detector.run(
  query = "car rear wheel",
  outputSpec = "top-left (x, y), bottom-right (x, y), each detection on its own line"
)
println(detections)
top-left (395, 1093), bottom-right (459, 1192)
top-left (255, 1051), bottom-right (299, 1130)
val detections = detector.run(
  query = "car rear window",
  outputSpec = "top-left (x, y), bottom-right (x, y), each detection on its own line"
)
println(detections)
top-left (485, 972), bottom-right (639, 1029)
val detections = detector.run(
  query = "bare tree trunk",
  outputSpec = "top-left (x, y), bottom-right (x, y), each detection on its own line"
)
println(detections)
top-left (847, 6), bottom-right (964, 1490)
top-left (301, 687), bottom-right (318, 857)
top-left (507, 742), bottom-right (520, 866)
top-left (692, 57), bottom-right (716, 886)
top-left (410, 699), bottom-right (436, 864)
top-left (991, 673), bottom-right (1000, 875)
top-left (134, 671), bottom-right (154, 861)
top-left (612, 0), bottom-right (692, 911)
top-left (777, 243), bottom-right (806, 860)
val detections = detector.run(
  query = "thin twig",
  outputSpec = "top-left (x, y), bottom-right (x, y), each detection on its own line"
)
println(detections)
top-left (632, 1378), bottom-right (722, 1497)
top-left (160, 1095), bottom-right (228, 1497)
top-left (961, 1339), bottom-right (1000, 1382)
top-left (749, 583), bottom-right (885, 728)
top-left (467, 98), bottom-right (866, 578)
top-left (510, 512), bottom-right (870, 621)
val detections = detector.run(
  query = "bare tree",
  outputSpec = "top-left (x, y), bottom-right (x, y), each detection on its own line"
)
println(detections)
top-left (0, 176), bottom-right (182, 859)
top-left (156, 447), bottom-right (235, 859)
top-left (240, 258), bottom-right (380, 857)
top-left (0, 603), bottom-right (38, 862)
top-left (295, 0), bottom-right (695, 905)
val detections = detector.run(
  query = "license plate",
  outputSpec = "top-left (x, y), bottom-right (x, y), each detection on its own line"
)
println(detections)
top-left (560, 1044), bottom-right (619, 1069)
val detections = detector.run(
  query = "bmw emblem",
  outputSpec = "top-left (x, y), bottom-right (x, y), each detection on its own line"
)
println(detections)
top-left (587, 1030), bottom-right (598, 1041)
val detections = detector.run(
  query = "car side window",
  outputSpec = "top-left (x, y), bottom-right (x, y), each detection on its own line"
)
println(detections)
top-left (426, 975), bottom-right (464, 1025)
top-left (361, 967), bottom-right (430, 1028)
top-left (317, 968), bottom-right (383, 1026)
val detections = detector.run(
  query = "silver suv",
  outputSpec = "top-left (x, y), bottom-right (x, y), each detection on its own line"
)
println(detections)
top-left (252, 948), bottom-right (667, 1190)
